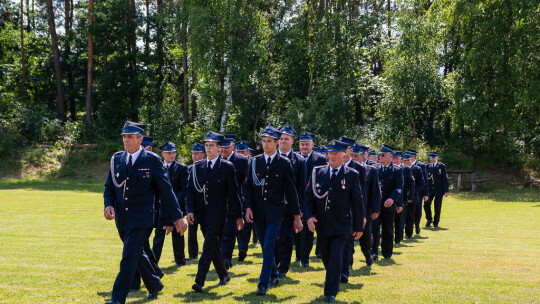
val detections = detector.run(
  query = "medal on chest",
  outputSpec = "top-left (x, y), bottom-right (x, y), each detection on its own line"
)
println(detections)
top-left (341, 179), bottom-right (345, 189)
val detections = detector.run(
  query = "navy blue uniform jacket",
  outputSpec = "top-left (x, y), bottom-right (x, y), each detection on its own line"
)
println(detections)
top-left (363, 163), bottom-right (381, 214)
top-left (244, 154), bottom-right (300, 222)
top-left (427, 162), bottom-right (449, 196)
top-left (410, 164), bottom-right (425, 202)
top-left (305, 165), bottom-right (365, 236)
top-left (283, 151), bottom-right (307, 215)
top-left (160, 160), bottom-right (189, 225)
top-left (415, 160), bottom-right (430, 197)
top-left (227, 152), bottom-right (250, 214)
top-left (186, 157), bottom-right (242, 226)
top-left (104, 149), bottom-right (183, 230)
top-left (377, 163), bottom-right (404, 213)
top-left (401, 165), bottom-right (416, 204)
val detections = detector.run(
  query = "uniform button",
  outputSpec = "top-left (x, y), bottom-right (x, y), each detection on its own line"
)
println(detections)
top-left (266, 175), bottom-right (268, 178)
top-left (206, 181), bottom-right (209, 184)
top-left (328, 200), bottom-right (331, 203)
top-left (265, 190), bottom-right (267, 193)
top-left (329, 188), bottom-right (332, 190)
top-left (264, 198), bottom-right (267, 200)
top-left (126, 187), bottom-right (129, 190)
top-left (125, 197), bottom-right (128, 200)
top-left (265, 183), bottom-right (268, 186)
top-left (125, 208), bottom-right (128, 210)
top-left (205, 195), bottom-right (208, 198)
top-left (126, 177), bottom-right (130, 180)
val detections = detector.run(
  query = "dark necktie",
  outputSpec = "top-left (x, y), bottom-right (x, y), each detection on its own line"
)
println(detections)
top-left (281, 153), bottom-right (287, 158)
top-left (330, 168), bottom-right (338, 185)
top-left (266, 157), bottom-right (271, 170)
top-left (126, 155), bottom-right (133, 174)
top-left (207, 161), bottom-right (213, 174)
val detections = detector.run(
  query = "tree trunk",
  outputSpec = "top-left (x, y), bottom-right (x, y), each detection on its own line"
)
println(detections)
top-left (182, 23), bottom-right (189, 123)
top-left (191, 69), bottom-right (197, 120)
top-left (20, 0), bottom-right (25, 97)
top-left (85, 0), bottom-right (94, 134)
top-left (46, 0), bottom-right (66, 121)
top-left (387, 0), bottom-right (391, 38)
top-left (65, 0), bottom-right (76, 121)
top-left (156, 0), bottom-right (163, 102)
top-left (128, 0), bottom-right (138, 121)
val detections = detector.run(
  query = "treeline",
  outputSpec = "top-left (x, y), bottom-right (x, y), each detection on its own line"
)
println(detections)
top-left (0, 0), bottom-right (538, 169)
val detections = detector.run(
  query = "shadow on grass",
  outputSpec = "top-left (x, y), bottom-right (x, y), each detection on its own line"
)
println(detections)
top-left (424, 227), bottom-right (449, 231)
top-left (352, 265), bottom-right (377, 276)
top-left (174, 290), bottom-right (234, 302)
top-left (375, 258), bottom-right (399, 266)
top-left (97, 290), bottom-right (151, 304)
top-left (0, 179), bottom-right (103, 193)
top-left (233, 293), bottom-right (295, 303)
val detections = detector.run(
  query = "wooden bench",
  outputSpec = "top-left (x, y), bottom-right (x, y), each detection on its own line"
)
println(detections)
top-left (470, 179), bottom-right (492, 192)
top-left (523, 180), bottom-right (540, 188)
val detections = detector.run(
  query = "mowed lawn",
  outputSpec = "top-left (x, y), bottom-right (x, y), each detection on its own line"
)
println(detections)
top-left (0, 180), bottom-right (539, 303)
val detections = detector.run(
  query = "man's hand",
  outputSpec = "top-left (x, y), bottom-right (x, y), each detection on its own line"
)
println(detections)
top-left (444, 192), bottom-right (449, 197)
top-left (423, 196), bottom-right (429, 202)
top-left (236, 218), bottom-right (244, 231)
top-left (163, 226), bottom-right (174, 235)
top-left (384, 198), bottom-right (394, 208)
top-left (245, 208), bottom-right (254, 223)
top-left (104, 206), bottom-right (115, 220)
top-left (307, 217), bottom-right (318, 233)
top-left (371, 212), bottom-right (379, 220)
top-left (352, 231), bottom-right (363, 240)
top-left (294, 215), bottom-right (303, 233)
top-left (186, 213), bottom-right (195, 225)
top-left (363, 218), bottom-right (367, 228)
top-left (174, 218), bottom-right (188, 235)
top-left (397, 206), bottom-right (403, 214)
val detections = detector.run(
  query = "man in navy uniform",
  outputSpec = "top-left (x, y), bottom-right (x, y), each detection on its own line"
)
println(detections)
top-left (235, 140), bottom-right (256, 258)
top-left (298, 131), bottom-right (327, 266)
top-left (425, 152), bottom-right (449, 228)
top-left (187, 143), bottom-right (205, 260)
top-left (186, 132), bottom-right (244, 292)
top-left (235, 140), bottom-right (251, 158)
top-left (220, 134), bottom-right (250, 269)
top-left (406, 149), bottom-right (429, 234)
top-left (275, 124), bottom-right (307, 277)
top-left (371, 144), bottom-right (403, 260)
top-left (142, 136), bottom-right (154, 151)
top-left (152, 141), bottom-right (189, 266)
top-left (351, 144), bottom-right (381, 267)
top-left (368, 150), bottom-right (378, 163)
top-left (402, 152), bottom-right (425, 238)
top-left (244, 126), bottom-right (303, 296)
top-left (392, 151), bottom-right (414, 244)
top-left (305, 140), bottom-right (364, 303)
top-left (104, 121), bottom-right (187, 304)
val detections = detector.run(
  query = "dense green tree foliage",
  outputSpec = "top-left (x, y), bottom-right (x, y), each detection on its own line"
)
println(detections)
top-left (0, 0), bottom-right (538, 169)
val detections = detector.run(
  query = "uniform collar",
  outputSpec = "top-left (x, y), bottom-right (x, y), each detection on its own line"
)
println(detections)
top-left (344, 158), bottom-right (353, 167)
top-left (278, 149), bottom-right (291, 158)
top-left (226, 151), bottom-right (235, 161)
top-left (207, 155), bottom-right (219, 167)
top-left (126, 147), bottom-right (143, 164)
top-left (264, 151), bottom-right (277, 163)
top-left (329, 164), bottom-right (343, 177)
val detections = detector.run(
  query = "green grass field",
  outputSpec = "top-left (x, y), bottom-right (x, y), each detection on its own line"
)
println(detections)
top-left (0, 179), bottom-right (539, 303)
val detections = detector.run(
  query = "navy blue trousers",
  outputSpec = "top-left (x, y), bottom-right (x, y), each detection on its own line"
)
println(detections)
top-left (254, 220), bottom-right (281, 289)
top-left (221, 215), bottom-right (238, 264)
top-left (112, 228), bottom-right (162, 304)
top-left (371, 211), bottom-right (395, 258)
top-left (275, 214), bottom-right (294, 274)
top-left (359, 216), bottom-right (373, 261)
top-left (319, 234), bottom-right (348, 297)
top-left (237, 221), bottom-right (253, 253)
top-left (299, 219), bottom-right (315, 264)
top-left (152, 219), bottom-right (186, 265)
top-left (341, 234), bottom-right (354, 277)
top-left (414, 199), bottom-right (423, 229)
top-left (425, 195), bottom-right (443, 225)
top-left (188, 221), bottom-right (199, 258)
top-left (394, 205), bottom-right (406, 243)
top-left (195, 224), bottom-right (228, 286)
top-left (405, 202), bottom-right (417, 237)
top-left (130, 228), bottom-right (162, 290)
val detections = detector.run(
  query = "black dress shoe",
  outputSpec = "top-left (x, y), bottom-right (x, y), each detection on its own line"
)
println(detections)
top-left (224, 260), bottom-right (232, 270)
top-left (146, 283), bottom-right (164, 300)
top-left (176, 262), bottom-right (185, 267)
top-left (256, 287), bottom-right (267, 296)
top-left (105, 301), bottom-right (121, 304)
top-left (218, 274), bottom-right (231, 286)
top-left (325, 295), bottom-right (336, 302)
top-left (425, 220), bottom-right (432, 227)
top-left (238, 250), bottom-right (247, 262)
top-left (302, 262), bottom-right (309, 267)
top-left (371, 254), bottom-right (378, 261)
top-left (192, 283), bottom-right (203, 292)
top-left (433, 223), bottom-right (438, 228)
top-left (416, 227), bottom-right (421, 234)
top-left (268, 277), bottom-right (279, 288)
top-left (277, 272), bottom-right (286, 279)
top-left (188, 255), bottom-right (198, 260)
top-left (129, 287), bottom-right (140, 292)
top-left (316, 253), bottom-right (322, 258)
top-left (384, 256), bottom-right (391, 260)
top-left (366, 255), bottom-right (373, 266)
top-left (340, 275), bottom-right (348, 283)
